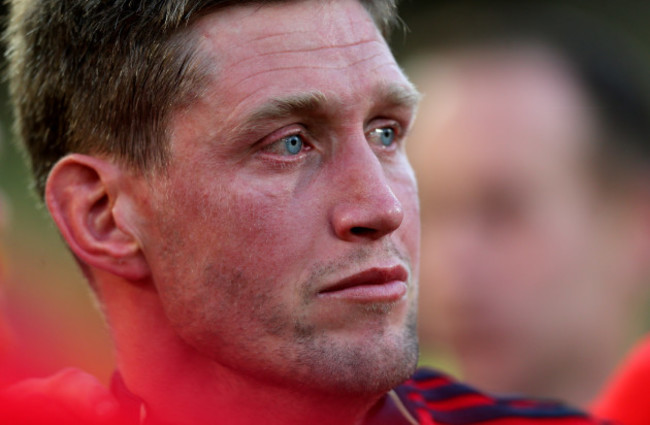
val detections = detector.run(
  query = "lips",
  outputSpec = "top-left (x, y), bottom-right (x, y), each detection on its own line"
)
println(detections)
top-left (318, 265), bottom-right (409, 302)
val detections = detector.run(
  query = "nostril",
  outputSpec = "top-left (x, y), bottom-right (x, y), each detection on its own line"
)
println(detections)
top-left (331, 191), bottom-right (404, 241)
top-left (350, 226), bottom-right (376, 237)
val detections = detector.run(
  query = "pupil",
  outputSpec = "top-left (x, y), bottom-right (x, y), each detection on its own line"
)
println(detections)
top-left (380, 128), bottom-right (394, 146)
top-left (285, 135), bottom-right (302, 154)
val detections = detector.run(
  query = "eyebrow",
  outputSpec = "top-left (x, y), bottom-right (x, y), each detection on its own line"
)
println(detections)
top-left (375, 82), bottom-right (422, 111)
top-left (236, 82), bottom-right (421, 135)
top-left (252, 91), bottom-right (329, 124)
top-left (233, 91), bottom-right (328, 136)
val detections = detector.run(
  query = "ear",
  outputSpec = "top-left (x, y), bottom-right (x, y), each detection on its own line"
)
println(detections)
top-left (45, 154), bottom-right (150, 281)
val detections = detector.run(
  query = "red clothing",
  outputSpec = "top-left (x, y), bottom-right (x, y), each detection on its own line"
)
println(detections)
top-left (1, 368), bottom-right (609, 424)
top-left (367, 368), bottom-right (609, 425)
top-left (592, 335), bottom-right (650, 425)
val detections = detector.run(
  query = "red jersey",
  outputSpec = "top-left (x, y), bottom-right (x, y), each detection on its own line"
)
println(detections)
top-left (2, 368), bottom-right (609, 424)
top-left (592, 335), bottom-right (650, 425)
top-left (367, 369), bottom-right (611, 425)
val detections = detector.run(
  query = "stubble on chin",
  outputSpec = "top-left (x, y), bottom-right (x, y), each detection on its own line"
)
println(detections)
top-left (165, 238), bottom-right (419, 397)
top-left (289, 305), bottom-right (419, 396)
top-left (255, 247), bottom-right (420, 397)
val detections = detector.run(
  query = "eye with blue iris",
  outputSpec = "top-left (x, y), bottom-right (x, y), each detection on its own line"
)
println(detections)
top-left (369, 126), bottom-right (398, 148)
top-left (283, 134), bottom-right (304, 155)
top-left (379, 127), bottom-right (395, 146)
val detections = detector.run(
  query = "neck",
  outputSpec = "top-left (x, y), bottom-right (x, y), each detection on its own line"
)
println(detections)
top-left (99, 275), bottom-right (381, 425)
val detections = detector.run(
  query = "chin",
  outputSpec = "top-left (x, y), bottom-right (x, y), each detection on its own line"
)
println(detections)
top-left (294, 309), bottom-right (420, 397)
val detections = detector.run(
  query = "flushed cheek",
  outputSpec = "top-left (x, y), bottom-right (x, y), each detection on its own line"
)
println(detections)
top-left (200, 181), bottom-right (321, 284)
top-left (149, 178), bottom-right (314, 336)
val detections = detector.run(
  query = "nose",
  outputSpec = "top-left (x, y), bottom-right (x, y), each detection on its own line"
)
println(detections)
top-left (329, 147), bottom-right (404, 242)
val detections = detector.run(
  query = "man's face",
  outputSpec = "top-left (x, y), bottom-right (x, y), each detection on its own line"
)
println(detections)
top-left (135, 0), bottom-right (419, 396)
top-left (409, 48), bottom-right (633, 391)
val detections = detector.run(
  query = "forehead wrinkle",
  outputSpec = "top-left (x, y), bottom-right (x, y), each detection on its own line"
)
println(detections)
top-left (346, 52), bottom-right (393, 73)
top-left (233, 91), bottom-right (332, 135)
top-left (248, 31), bottom-right (377, 44)
top-left (227, 39), bottom-right (385, 72)
top-left (229, 47), bottom-right (390, 94)
top-left (236, 1), bottom-right (379, 46)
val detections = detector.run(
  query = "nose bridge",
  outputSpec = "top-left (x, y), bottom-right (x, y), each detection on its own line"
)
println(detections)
top-left (329, 135), bottom-right (404, 241)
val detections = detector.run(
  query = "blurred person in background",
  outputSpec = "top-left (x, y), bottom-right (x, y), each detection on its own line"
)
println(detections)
top-left (405, 3), bottom-right (650, 408)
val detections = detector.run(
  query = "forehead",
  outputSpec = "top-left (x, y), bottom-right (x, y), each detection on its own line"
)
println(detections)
top-left (186, 0), bottom-right (409, 124)
top-left (409, 47), bottom-right (596, 185)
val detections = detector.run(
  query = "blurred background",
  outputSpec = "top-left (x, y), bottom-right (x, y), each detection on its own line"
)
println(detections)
top-left (0, 0), bottom-right (116, 387)
top-left (0, 0), bottom-right (649, 409)
top-left (397, 0), bottom-right (650, 408)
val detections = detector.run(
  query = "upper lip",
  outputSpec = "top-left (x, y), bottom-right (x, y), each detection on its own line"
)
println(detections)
top-left (319, 265), bottom-right (408, 294)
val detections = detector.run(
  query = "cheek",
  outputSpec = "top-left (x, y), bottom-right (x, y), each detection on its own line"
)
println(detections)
top-left (512, 211), bottom-right (589, 283)
top-left (148, 180), bottom-right (307, 348)
top-left (391, 163), bottom-right (421, 258)
top-left (403, 198), bottom-right (420, 281)
top-left (172, 173), bottom-right (323, 288)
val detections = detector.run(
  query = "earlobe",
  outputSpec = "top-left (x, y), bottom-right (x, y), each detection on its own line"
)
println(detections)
top-left (45, 154), bottom-right (151, 281)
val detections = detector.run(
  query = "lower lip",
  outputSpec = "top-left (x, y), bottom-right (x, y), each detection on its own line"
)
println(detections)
top-left (318, 280), bottom-right (408, 303)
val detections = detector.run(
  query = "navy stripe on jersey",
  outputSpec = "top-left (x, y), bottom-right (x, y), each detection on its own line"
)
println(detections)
top-left (391, 368), bottom-right (610, 425)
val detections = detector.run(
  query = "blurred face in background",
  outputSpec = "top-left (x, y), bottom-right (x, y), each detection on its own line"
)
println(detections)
top-left (408, 46), bottom-right (649, 405)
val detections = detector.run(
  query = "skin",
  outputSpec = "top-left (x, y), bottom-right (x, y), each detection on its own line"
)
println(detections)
top-left (143, 0), bottom-right (420, 397)
top-left (45, 1), bottom-right (420, 424)
top-left (408, 47), bottom-right (650, 407)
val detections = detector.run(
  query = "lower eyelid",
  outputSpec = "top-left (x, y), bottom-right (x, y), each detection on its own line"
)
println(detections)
top-left (260, 141), bottom-right (311, 160)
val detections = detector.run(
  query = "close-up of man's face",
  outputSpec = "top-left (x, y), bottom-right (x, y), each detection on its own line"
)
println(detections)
top-left (126, 0), bottom-right (420, 397)
top-left (409, 46), bottom-right (645, 395)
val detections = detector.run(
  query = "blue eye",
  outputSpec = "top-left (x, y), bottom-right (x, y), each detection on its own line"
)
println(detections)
top-left (283, 134), bottom-right (303, 155)
top-left (373, 127), bottom-right (396, 147)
